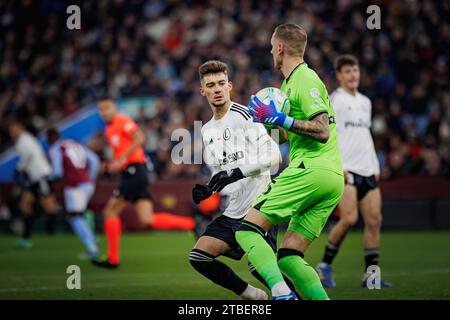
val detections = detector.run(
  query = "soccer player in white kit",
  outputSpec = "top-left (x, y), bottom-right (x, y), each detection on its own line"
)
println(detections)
top-left (8, 120), bottom-right (59, 249)
top-left (315, 55), bottom-right (392, 288)
top-left (189, 60), bottom-right (292, 300)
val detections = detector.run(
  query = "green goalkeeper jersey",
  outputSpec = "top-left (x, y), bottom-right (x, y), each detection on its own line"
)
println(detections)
top-left (281, 63), bottom-right (342, 174)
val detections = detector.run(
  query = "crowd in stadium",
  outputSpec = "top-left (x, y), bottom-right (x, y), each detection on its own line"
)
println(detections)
top-left (0, 0), bottom-right (449, 180)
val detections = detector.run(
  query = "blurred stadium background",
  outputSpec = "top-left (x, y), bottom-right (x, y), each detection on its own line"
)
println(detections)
top-left (0, 0), bottom-right (449, 299)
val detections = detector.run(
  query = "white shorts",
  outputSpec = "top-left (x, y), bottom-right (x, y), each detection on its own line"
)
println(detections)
top-left (64, 182), bottom-right (95, 213)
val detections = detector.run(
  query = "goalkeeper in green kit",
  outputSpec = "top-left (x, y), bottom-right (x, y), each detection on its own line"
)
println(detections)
top-left (234, 24), bottom-right (345, 300)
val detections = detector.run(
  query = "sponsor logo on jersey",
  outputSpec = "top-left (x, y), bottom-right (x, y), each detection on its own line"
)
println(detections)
top-left (344, 120), bottom-right (370, 128)
top-left (328, 116), bottom-right (336, 124)
top-left (219, 150), bottom-right (244, 165)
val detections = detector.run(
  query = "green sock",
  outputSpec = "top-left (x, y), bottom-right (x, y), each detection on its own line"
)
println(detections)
top-left (235, 227), bottom-right (284, 289)
top-left (278, 255), bottom-right (329, 300)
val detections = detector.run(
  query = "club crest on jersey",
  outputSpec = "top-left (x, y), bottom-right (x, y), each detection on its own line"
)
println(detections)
top-left (309, 88), bottom-right (320, 98)
top-left (223, 128), bottom-right (231, 141)
top-left (111, 134), bottom-right (120, 146)
top-left (286, 88), bottom-right (291, 98)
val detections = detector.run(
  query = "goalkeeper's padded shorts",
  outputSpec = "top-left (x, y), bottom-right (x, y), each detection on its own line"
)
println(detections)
top-left (253, 162), bottom-right (344, 241)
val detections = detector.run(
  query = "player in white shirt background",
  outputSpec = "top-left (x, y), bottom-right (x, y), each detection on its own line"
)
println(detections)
top-left (8, 120), bottom-right (59, 249)
top-left (316, 55), bottom-right (392, 288)
top-left (189, 60), bottom-right (297, 300)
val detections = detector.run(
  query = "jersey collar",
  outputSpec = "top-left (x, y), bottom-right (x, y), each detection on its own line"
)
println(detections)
top-left (107, 113), bottom-right (120, 125)
top-left (285, 62), bottom-right (306, 84)
top-left (339, 87), bottom-right (359, 98)
top-left (212, 102), bottom-right (232, 123)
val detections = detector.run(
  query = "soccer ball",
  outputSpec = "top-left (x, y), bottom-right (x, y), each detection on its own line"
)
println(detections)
top-left (254, 87), bottom-right (290, 130)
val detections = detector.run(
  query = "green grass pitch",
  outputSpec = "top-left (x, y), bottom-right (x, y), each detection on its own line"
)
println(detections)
top-left (0, 231), bottom-right (449, 300)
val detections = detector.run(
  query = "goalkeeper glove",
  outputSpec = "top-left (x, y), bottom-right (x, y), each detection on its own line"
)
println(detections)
top-left (248, 95), bottom-right (294, 130)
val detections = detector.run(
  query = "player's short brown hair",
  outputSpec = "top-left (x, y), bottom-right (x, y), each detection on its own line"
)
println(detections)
top-left (97, 94), bottom-right (114, 102)
top-left (198, 60), bottom-right (228, 81)
top-left (273, 24), bottom-right (308, 58)
top-left (334, 54), bottom-right (359, 72)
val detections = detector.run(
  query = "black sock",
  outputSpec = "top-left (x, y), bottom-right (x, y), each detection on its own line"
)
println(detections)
top-left (364, 248), bottom-right (379, 271)
top-left (322, 241), bottom-right (340, 265)
top-left (248, 262), bottom-right (268, 288)
top-left (189, 249), bottom-right (248, 295)
top-left (46, 215), bottom-right (56, 234)
top-left (22, 215), bottom-right (34, 239)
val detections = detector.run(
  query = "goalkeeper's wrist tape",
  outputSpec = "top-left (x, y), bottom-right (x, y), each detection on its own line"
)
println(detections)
top-left (282, 116), bottom-right (295, 130)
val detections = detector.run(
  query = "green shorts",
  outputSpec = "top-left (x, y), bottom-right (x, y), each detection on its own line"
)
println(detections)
top-left (253, 162), bottom-right (344, 241)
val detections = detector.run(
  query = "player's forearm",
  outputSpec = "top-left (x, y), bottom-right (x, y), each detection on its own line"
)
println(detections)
top-left (289, 113), bottom-right (330, 143)
top-left (368, 138), bottom-right (380, 175)
top-left (120, 143), bottom-right (141, 162)
top-left (373, 155), bottom-right (381, 176)
top-left (119, 131), bottom-right (144, 162)
top-left (269, 127), bottom-right (289, 144)
top-left (87, 154), bottom-right (100, 180)
top-left (16, 159), bottom-right (26, 171)
top-left (240, 147), bottom-right (282, 177)
top-left (48, 162), bottom-right (63, 180)
top-left (16, 152), bottom-right (30, 171)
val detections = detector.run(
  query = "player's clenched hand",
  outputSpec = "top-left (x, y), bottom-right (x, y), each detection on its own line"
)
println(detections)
top-left (208, 168), bottom-right (244, 192)
top-left (13, 168), bottom-right (29, 186)
top-left (248, 95), bottom-right (294, 130)
top-left (192, 184), bottom-right (213, 204)
top-left (108, 159), bottom-right (122, 173)
top-left (344, 170), bottom-right (350, 183)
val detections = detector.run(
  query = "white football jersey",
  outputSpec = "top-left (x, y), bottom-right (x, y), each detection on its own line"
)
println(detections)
top-left (15, 132), bottom-right (52, 182)
top-left (202, 102), bottom-right (281, 219)
top-left (331, 88), bottom-right (380, 177)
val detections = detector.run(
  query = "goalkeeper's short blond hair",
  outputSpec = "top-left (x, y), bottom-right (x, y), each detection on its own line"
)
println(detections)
top-left (274, 24), bottom-right (308, 58)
